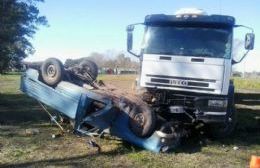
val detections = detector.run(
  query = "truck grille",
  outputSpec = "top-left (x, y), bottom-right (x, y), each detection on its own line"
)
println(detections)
top-left (146, 74), bottom-right (216, 82)
top-left (146, 74), bottom-right (216, 92)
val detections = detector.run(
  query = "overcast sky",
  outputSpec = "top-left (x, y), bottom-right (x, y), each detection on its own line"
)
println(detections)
top-left (26, 0), bottom-right (259, 72)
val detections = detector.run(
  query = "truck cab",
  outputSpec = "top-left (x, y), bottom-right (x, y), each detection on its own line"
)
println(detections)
top-left (127, 9), bottom-right (255, 137)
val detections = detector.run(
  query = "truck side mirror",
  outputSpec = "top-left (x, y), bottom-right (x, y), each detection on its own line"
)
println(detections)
top-left (232, 25), bottom-right (254, 64)
top-left (126, 24), bottom-right (143, 57)
top-left (245, 33), bottom-right (255, 50)
top-left (127, 25), bottom-right (134, 52)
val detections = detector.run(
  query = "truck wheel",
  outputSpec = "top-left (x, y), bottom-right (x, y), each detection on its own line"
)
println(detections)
top-left (209, 107), bottom-right (237, 139)
top-left (41, 58), bottom-right (64, 86)
top-left (208, 88), bottom-right (237, 139)
top-left (158, 122), bottom-right (182, 152)
top-left (129, 105), bottom-right (156, 137)
top-left (79, 60), bottom-right (98, 81)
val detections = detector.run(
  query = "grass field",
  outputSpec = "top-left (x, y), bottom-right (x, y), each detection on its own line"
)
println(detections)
top-left (0, 74), bottom-right (259, 168)
top-left (233, 77), bottom-right (260, 91)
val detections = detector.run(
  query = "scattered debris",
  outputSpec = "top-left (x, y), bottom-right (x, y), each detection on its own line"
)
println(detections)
top-left (233, 146), bottom-right (239, 151)
top-left (221, 145), bottom-right (230, 152)
top-left (87, 139), bottom-right (101, 153)
top-left (51, 133), bottom-right (63, 139)
top-left (97, 80), bottom-right (105, 87)
top-left (25, 128), bottom-right (40, 136)
top-left (39, 102), bottom-right (65, 132)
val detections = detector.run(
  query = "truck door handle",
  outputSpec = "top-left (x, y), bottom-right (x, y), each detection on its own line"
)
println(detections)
top-left (191, 58), bottom-right (204, 62)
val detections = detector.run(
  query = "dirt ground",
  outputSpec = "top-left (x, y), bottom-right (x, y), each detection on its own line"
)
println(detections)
top-left (0, 74), bottom-right (259, 168)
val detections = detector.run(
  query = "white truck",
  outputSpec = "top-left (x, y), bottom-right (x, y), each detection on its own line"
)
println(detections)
top-left (126, 9), bottom-right (255, 138)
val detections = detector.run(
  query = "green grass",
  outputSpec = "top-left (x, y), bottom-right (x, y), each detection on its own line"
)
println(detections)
top-left (233, 77), bottom-right (260, 91)
top-left (0, 74), bottom-right (21, 94)
top-left (0, 74), bottom-right (259, 168)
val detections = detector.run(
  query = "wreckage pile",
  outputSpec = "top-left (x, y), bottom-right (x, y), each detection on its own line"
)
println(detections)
top-left (24, 58), bottom-right (157, 137)
top-left (22, 57), bottom-right (183, 152)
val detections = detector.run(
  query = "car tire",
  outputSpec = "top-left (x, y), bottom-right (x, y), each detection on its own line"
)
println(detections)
top-left (79, 60), bottom-right (98, 81)
top-left (129, 105), bottom-right (156, 138)
top-left (40, 58), bottom-right (64, 86)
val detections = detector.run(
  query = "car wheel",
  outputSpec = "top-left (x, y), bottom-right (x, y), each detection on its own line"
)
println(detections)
top-left (129, 105), bottom-right (156, 137)
top-left (40, 58), bottom-right (64, 86)
top-left (79, 60), bottom-right (98, 81)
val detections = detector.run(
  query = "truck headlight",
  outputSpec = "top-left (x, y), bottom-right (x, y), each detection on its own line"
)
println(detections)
top-left (208, 100), bottom-right (228, 108)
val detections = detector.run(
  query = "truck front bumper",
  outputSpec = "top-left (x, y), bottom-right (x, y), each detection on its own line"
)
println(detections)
top-left (194, 97), bottom-right (228, 123)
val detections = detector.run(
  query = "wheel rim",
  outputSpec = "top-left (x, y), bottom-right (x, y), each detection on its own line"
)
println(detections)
top-left (47, 65), bottom-right (56, 78)
top-left (133, 113), bottom-right (145, 128)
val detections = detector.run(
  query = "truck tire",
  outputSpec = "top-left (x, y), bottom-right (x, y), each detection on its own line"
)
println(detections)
top-left (79, 60), bottom-right (98, 81)
top-left (158, 122), bottom-right (182, 152)
top-left (129, 105), bottom-right (156, 138)
top-left (208, 106), bottom-right (237, 139)
top-left (208, 85), bottom-right (237, 139)
top-left (40, 58), bottom-right (64, 86)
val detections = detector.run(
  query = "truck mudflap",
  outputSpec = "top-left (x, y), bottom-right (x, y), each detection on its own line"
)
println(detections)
top-left (21, 69), bottom-right (182, 152)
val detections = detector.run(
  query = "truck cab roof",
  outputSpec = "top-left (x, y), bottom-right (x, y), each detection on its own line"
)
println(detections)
top-left (144, 14), bottom-right (235, 28)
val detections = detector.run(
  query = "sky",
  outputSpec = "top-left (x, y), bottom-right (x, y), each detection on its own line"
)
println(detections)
top-left (26, 0), bottom-right (260, 72)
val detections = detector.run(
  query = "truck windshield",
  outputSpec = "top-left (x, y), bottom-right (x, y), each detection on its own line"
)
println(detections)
top-left (143, 26), bottom-right (232, 58)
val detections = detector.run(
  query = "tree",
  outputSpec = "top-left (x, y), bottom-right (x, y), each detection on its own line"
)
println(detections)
top-left (0, 0), bottom-right (47, 73)
top-left (64, 52), bottom-right (140, 73)
top-left (115, 53), bottom-right (132, 68)
top-left (87, 52), bottom-right (106, 67)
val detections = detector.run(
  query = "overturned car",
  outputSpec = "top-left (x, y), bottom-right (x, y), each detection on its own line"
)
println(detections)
top-left (21, 58), bottom-right (184, 152)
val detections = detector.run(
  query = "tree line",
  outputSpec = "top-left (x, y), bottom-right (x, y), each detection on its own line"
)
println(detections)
top-left (65, 52), bottom-right (140, 70)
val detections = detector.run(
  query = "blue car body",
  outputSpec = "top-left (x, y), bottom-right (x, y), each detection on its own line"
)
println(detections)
top-left (20, 69), bottom-right (168, 152)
